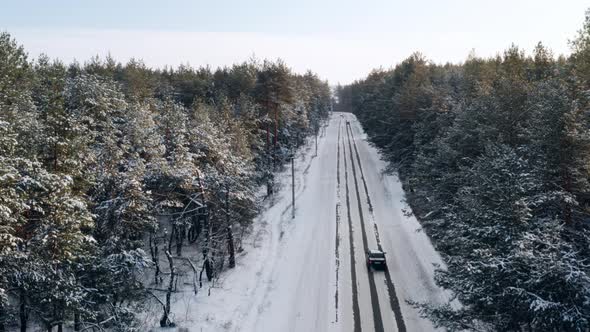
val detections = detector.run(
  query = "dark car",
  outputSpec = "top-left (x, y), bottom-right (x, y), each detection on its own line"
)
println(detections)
top-left (367, 249), bottom-right (386, 269)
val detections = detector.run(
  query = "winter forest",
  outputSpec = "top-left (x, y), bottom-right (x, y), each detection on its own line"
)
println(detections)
top-left (0, 31), bottom-right (331, 331)
top-left (3, 5), bottom-right (590, 332)
top-left (335, 9), bottom-right (590, 331)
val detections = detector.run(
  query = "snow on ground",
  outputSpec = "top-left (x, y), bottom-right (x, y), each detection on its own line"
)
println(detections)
top-left (144, 113), bottom-right (449, 332)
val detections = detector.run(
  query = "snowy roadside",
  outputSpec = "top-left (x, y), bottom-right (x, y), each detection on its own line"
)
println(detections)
top-left (139, 122), bottom-right (329, 332)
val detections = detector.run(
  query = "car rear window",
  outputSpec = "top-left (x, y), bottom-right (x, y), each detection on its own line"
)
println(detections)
top-left (370, 252), bottom-right (385, 258)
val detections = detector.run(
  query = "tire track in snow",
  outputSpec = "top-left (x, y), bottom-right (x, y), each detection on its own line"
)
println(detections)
top-left (335, 202), bottom-right (340, 322)
top-left (348, 121), bottom-right (407, 332)
top-left (345, 122), bottom-right (385, 332)
top-left (342, 121), bottom-right (362, 332)
top-left (335, 120), bottom-right (342, 323)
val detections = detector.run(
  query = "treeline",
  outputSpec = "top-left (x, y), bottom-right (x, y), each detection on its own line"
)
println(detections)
top-left (336, 10), bottom-right (590, 332)
top-left (0, 32), bottom-right (331, 331)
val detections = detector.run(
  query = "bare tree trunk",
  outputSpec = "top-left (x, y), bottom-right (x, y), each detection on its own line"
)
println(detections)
top-left (19, 289), bottom-right (27, 332)
top-left (204, 214), bottom-right (210, 253)
top-left (57, 300), bottom-right (64, 332)
top-left (176, 224), bottom-right (184, 256)
top-left (274, 105), bottom-right (279, 147)
top-left (74, 312), bottom-right (80, 331)
top-left (167, 224), bottom-right (175, 254)
top-left (315, 130), bottom-right (318, 156)
top-left (160, 251), bottom-right (175, 327)
top-left (266, 163), bottom-right (273, 196)
top-left (227, 226), bottom-right (235, 268)
top-left (177, 256), bottom-right (199, 295)
top-left (205, 258), bottom-right (213, 281)
top-left (199, 262), bottom-right (205, 287)
top-left (266, 123), bottom-right (270, 147)
top-left (188, 214), bottom-right (202, 243)
top-left (0, 305), bottom-right (5, 332)
top-left (195, 215), bottom-right (202, 238)
top-left (149, 232), bottom-right (161, 284)
top-left (238, 226), bottom-right (245, 252)
top-left (266, 119), bottom-right (273, 196)
top-left (267, 175), bottom-right (273, 196)
top-left (226, 184), bottom-right (235, 268)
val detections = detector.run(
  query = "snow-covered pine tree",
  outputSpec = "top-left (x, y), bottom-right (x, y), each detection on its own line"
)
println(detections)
top-left (0, 30), bottom-right (333, 330)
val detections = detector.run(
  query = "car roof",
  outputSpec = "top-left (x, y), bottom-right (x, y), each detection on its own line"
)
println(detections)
top-left (369, 249), bottom-right (384, 255)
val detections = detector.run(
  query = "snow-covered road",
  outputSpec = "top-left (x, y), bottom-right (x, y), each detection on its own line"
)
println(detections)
top-left (158, 113), bottom-right (448, 331)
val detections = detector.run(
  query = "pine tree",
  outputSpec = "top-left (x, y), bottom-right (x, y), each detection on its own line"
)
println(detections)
top-left (0, 30), bottom-right (333, 330)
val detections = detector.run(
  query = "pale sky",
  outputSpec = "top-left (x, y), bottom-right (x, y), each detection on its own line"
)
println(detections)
top-left (2, 0), bottom-right (588, 84)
